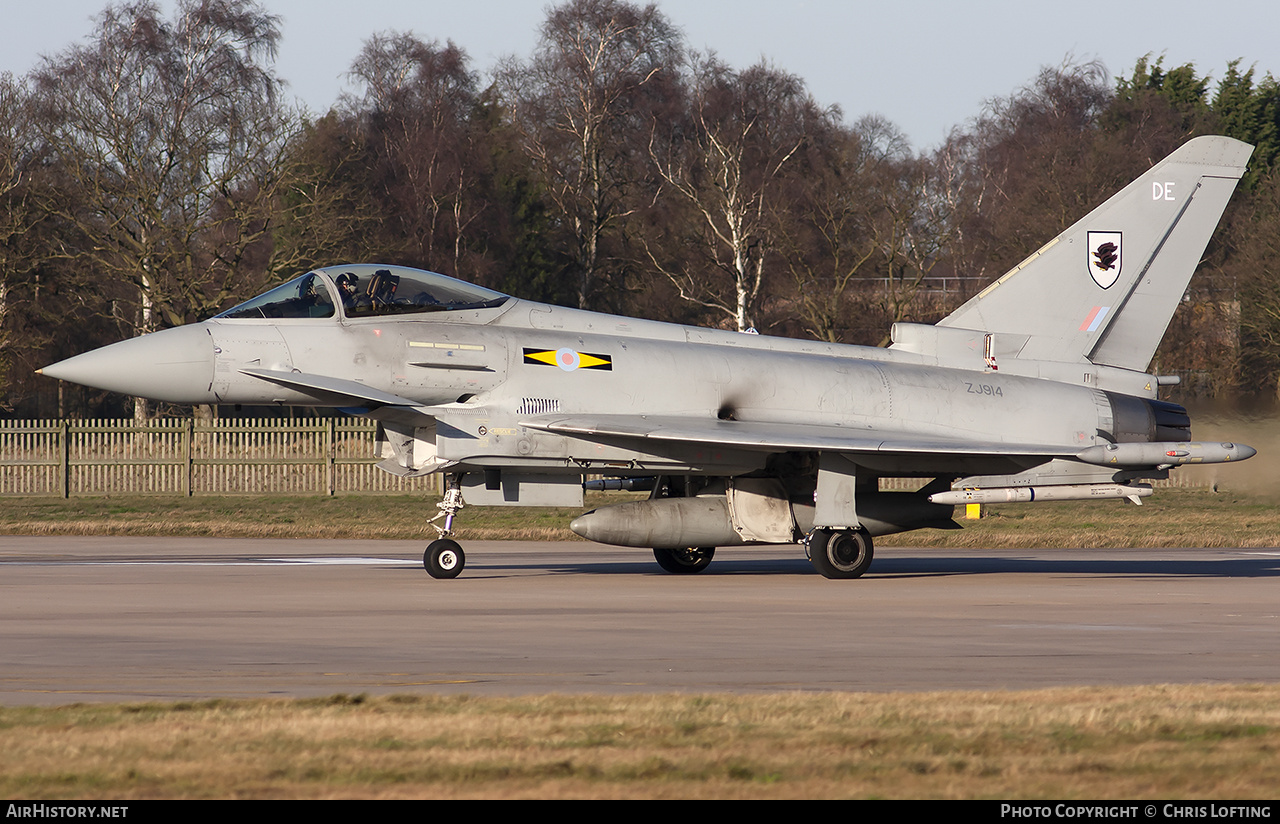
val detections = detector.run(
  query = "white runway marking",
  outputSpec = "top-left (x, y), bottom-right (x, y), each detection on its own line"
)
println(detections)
top-left (264, 557), bottom-right (409, 565)
top-left (2, 557), bottom-right (411, 566)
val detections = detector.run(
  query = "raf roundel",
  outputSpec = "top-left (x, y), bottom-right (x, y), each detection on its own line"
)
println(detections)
top-left (556, 348), bottom-right (581, 371)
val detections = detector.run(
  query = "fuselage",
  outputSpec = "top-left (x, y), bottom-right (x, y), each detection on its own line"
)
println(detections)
top-left (38, 265), bottom-right (1183, 482)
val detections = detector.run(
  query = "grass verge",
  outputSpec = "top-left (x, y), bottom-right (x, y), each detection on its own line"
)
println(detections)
top-left (1, 488), bottom-right (1278, 547)
top-left (3, 686), bottom-right (1278, 799)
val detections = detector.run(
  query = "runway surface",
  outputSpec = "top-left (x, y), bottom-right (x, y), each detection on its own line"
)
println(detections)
top-left (2, 536), bottom-right (1279, 705)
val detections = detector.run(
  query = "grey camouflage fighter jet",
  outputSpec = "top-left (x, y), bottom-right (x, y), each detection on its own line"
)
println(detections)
top-left (40, 136), bottom-right (1258, 579)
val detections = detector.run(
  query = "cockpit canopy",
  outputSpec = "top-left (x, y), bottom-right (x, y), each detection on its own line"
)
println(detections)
top-left (214, 265), bottom-right (509, 321)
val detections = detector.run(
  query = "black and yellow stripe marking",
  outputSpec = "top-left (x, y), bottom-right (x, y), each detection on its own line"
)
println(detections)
top-left (523, 348), bottom-right (612, 371)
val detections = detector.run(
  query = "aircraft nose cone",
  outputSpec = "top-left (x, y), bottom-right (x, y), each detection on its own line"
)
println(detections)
top-left (39, 323), bottom-right (216, 403)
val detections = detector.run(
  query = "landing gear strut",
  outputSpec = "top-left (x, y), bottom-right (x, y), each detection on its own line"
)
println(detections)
top-left (807, 527), bottom-right (874, 579)
top-left (424, 474), bottom-right (467, 579)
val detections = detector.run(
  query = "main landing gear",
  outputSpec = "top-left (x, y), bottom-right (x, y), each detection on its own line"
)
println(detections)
top-left (653, 546), bottom-right (715, 574)
top-left (424, 474), bottom-right (466, 579)
top-left (807, 527), bottom-right (874, 579)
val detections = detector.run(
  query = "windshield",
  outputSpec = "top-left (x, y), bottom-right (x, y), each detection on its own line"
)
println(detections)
top-left (215, 272), bottom-right (335, 319)
top-left (215, 265), bottom-right (508, 321)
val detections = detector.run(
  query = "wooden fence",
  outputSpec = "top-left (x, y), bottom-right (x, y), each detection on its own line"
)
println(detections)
top-left (0, 417), bottom-right (438, 496)
top-left (0, 417), bottom-right (1212, 498)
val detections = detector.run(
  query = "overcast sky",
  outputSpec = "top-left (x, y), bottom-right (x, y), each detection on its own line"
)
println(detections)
top-left (5, 0), bottom-right (1280, 150)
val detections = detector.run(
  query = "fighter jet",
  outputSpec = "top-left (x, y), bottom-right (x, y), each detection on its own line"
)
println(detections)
top-left (39, 136), bottom-right (1257, 579)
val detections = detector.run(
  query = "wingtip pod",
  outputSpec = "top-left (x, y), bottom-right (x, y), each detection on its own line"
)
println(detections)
top-left (1076, 441), bottom-right (1256, 467)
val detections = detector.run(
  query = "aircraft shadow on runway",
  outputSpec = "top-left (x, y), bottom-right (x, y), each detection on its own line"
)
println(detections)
top-left (869, 555), bottom-right (1280, 579)
top-left (442, 553), bottom-right (1280, 579)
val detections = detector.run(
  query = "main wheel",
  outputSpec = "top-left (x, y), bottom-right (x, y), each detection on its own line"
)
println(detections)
top-left (809, 528), bottom-right (873, 579)
top-left (424, 539), bottom-right (465, 579)
top-left (653, 546), bottom-right (715, 574)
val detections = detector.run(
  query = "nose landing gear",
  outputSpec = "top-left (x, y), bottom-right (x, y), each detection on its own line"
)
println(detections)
top-left (424, 474), bottom-right (467, 579)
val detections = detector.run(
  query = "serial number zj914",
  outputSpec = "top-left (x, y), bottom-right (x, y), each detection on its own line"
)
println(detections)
top-left (965, 382), bottom-right (1003, 397)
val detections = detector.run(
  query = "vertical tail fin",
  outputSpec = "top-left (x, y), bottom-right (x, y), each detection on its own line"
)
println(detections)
top-left (938, 136), bottom-right (1252, 371)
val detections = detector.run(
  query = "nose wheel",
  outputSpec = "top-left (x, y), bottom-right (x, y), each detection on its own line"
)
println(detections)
top-left (424, 538), bottom-right (465, 579)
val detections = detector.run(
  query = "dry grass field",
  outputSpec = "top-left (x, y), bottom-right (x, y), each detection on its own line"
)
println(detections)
top-left (1, 487), bottom-right (1278, 548)
top-left (2, 686), bottom-right (1279, 799)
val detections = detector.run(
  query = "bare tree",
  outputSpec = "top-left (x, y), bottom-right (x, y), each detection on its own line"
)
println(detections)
top-left (347, 33), bottom-right (485, 277)
top-left (873, 141), bottom-right (967, 342)
top-left (497, 0), bottom-right (682, 310)
top-left (264, 112), bottom-right (383, 278)
top-left (1222, 168), bottom-right (1280, 395)
top-left (28, 0), bottom-right (295, 345)
top-left (945, 60), bottom-right (1130, 281)
top-left (0, 73), bottom-right (38, 407)
top-left (783, 119), bottom-right (895, 344)
top-left (782, 116), bottom-right (962, 345)
top-left (649, 57), bottom-right (831, 331)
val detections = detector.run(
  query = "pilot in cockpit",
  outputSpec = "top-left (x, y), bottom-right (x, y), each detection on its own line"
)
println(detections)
top-left (335, 272), bottom-right (359, 307)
